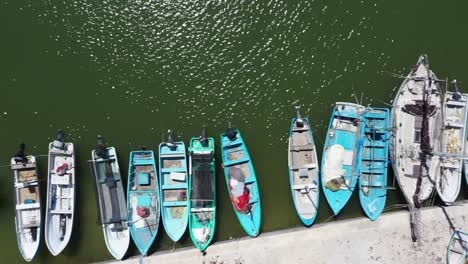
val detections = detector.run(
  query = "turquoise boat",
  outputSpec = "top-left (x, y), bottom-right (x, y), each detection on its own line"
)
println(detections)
top-left (158, 130), bottom-right (188, 242)
top-left (288, 110), bottom-right (319, 226)
top-left (220, 128), bottom-right (261, 237)
top-left (359, 108), bottom-right (390, 221)
top-left (127, 150), bottom-right (160, 257)
top-left (447, 230), bottom-right (467, 264)
top-left (321, 102), bottom-right (365, 215)
top-left (188, 129), bottom-right (216, 251)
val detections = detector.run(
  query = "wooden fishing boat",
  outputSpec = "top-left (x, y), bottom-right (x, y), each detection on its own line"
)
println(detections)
top-left (447, 230), bottom-right (467, 264)
top-left (11, 144), bottom-right (41, 262)
top-left (188, 129), bottom-right (216, 251)
top-left (288, 110), bottom-right (319, 226)
top-left (321, 102), bottom-right (365, 215)
top-left (220, 128), bottom-right (261, 237)
top-left (158, 130), bottom-right (188, 242)
top-left (390, 55), bottom-right (442, 209)
top-left (127, 149), bottom-right (160, 257)
top-left (45, 130), bottom-right (75, 256)
top-left (436, 89), bottom-right (468, 204)
top-left (89, 136), bottom-right (129, 260)
top-left (359, 108), bottom-right (390, 221)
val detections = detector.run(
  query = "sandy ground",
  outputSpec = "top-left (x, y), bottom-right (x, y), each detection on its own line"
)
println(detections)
top-left (103, 201), bottom-right (467, 264)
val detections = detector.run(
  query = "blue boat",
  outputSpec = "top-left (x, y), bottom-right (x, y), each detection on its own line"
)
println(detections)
top-left (359, 108), bottom-right (390, 221)
top-left (288, 109), bottom-right (320, 226)
top-left (220, 128), bottom-right (261, 237)
top-left (321, 102), bottom-right (365, 215)
top-left (127, 150), bottom-right (160, 257)
top-left (158, 130), bottom-right (188, 242)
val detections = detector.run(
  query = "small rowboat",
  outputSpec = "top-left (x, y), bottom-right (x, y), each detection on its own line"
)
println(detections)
top-left (321, 102), bottom-right (365, 215)
top-left (11, 143), bottom-right (41, 262)
top-left (188, 129), bottom-right (216, 252)
top-left (45, 130), bottom-right (75, 256)
top-left (127, 149), bottom-right (160, 257)
top-left (436, 87), bottom-right (468, 204)
top-left (447, 230), bottom-right (467, 264)
top-left (220, 128), bottom-right (261, 237)
top-left (359, 108), bottom-right (390, 221)
top-left (390, 55), bottom-right (442, 208)
top-left (158, 130), bottom-right (189, 242)
top-left (288, 109), bottom-right (319, 226)
top-left (89, 136), bottom-right (129, 260)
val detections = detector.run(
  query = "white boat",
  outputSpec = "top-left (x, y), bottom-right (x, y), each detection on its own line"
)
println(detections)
top-left (436, 88), bottom-right (468, 203)
top-left (90, 136), bottom-right (129, 260)
top-left (45, 130), bottom-right (75, 256)
top-left (390, 54), bottom-right (442, 208)
top-left (11, 144), bottom-right (41, 262)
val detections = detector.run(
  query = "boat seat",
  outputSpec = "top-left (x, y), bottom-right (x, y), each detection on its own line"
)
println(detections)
top-left (51, 174), bottom-right (71, 185)
top-left (191, 208), bottom-right (214, 213)
top-left (162, 184), bottom-right (188, 190)
top-left (291, 163), bottom-right (317, 170)
top-left (224, 158), bottom-right (249, 167)
top-left (445, 121), bottom-right (463, 128)
top-left (293, 128), bottom-right (309, 132)
top-left (12, 163), bottom-right (36, 170)
top-left (50, 209), bottom-right (72, 214)
top-left (160, 153), bottom-right (185, 158)
top-left (447, 100), bottom-right (466, 107)
top-left (291, 144), bottom-right (314, 151)
top-left (163, 201), bottom-right (187, 207)
top-left (16, 202), bottom-right (40, 210)
top-left (161, 167), bottom-right (186, 174)
top-left (293, 184), bottom-right (317, 190)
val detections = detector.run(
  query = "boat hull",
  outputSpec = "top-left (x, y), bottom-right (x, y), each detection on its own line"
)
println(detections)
top-left (220, 130), bottom-right (261, 237)
top-left (159, 142), bottom-right (189, 242)
top-left (288, 117), bottom-right (320, 226)
top-left (188, 138), bottom-right (216, 251)
top-left (359, 108), bottom-right (390, 221)
top-left (45, 142), bottom-right (75, 256)
top-left (127, 151), bottom-right (160, 256)
top-left (12, 156), bottom-right (41, 262)
top-left (321, 102), bottom-right (365, 215)
top-left (91, 147), bottom-right (129, 260)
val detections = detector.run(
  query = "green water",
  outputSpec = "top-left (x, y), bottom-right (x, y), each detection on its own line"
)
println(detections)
top-left (1, 0), bottom-right (467, 262)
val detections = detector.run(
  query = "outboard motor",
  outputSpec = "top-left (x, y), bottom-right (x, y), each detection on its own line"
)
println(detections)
top-left (452, 80), bottom-right (462, 100)
top-left (95, 135), bottom-right (108, 158)
top-left (14, 143), bottom-right (28, 163)
top-left (226, 128), bottom-right (237, 141)
top-left (166, 129), bottom-right (177, 150)
top-left (296, 109), bottom-right (304, 128)
top-left (52, 130), bottom-right (65, 150)
top-left (199, 128), bottom-right (208, 146)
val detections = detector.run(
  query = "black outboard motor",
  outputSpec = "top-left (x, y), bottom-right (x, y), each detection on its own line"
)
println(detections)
top-left (95, 135), bottom-right (108, 158)
top-left (14, 143), bottom-right (28, 163)
top-left (296, 109), bottom-right (304, 128)
top-left (166, 129), bottom-right (177, 150)
top-left (200, 128), bottom-right (208, 146)
top-left (452, 80), bottom-right (462, 101)
top-left (52, 129), bottom-right (65, 150)
top-left (226, 128), bottom-right (237, 141)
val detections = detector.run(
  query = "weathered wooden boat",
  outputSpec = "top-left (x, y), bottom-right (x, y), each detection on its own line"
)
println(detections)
top-left (359, 108), bottom-right (390, 221)
top-left (220, 128), bottom-right (261, 237)
top-left (188, 129), bottom-right (216, 251)
top-left (11, 143), bottom-right (41, 262)
top-left (288, 110), bottom-right (319, 226)
top-left (321, 102), bottom-right (365, 215)
top-left (127, 149), bottom-right (160, 257)
top-left (89, 136), bottom-right (129, 260)
top-left (158, 130), bottom-right (189, 242)
top-left (447, 230), bottom-right (467, 264)
top-left (390, 55), bottom-right (442, 209)
top-left (435, 88), bottom-right (468, 204)
top-left (45, 130), bottom-right (75, 256)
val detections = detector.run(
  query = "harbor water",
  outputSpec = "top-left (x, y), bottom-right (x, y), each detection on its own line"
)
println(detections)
top-left (1, 0), bottom-right (468, 263)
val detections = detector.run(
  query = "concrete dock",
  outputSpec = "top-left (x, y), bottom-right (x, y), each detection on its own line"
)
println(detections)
top-left (107, 202), bottom-right (467, 264)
